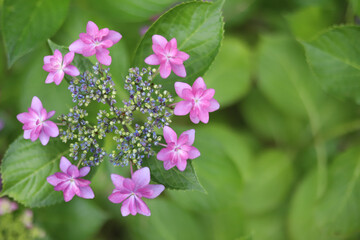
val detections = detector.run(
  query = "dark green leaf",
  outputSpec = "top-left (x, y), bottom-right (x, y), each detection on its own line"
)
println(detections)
top-left (1, 136), bottom-right (68, 207)
top-left (302, 26), bottom-right (360, 103)
top-left (134, 1), bottom-right (224, 95)
top-left (143, 153), bottom-right (205, 192)
top-left (2, 0), bottom-right (70, 67)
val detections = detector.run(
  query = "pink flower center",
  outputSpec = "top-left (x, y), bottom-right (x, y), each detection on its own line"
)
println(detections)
top-left (35, 119), bottom-right (43, 126)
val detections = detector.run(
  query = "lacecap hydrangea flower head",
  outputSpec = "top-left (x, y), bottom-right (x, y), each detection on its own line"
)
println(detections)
top-left (16, 20), bottom-right (219, 217)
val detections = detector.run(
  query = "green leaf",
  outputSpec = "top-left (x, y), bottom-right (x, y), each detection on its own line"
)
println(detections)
top-left (204, 36), bottom-right (252, 107)
top-left (2, 0), bottom-right (70, 67)
top-left (240, 149), bottom-right (294, 215)
top-left (1, 136), bottom-right (68, 207)
top-left (86, 0), bottom-right (179, 23)
top-left (34, 198), bottom-right (108, 240)
top-left (302, 26), bottom-right (360, 103)
top-left (142, 153), bottom-right (205, 192)
top-left (289, 146), bottom-right (360, 240)
top-left (133, 1), bottom-right (224, 95)
top-left (48, 40), bottom-right (93, 74)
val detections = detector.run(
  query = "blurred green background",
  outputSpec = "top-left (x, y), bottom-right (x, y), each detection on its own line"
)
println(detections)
top-left (2, 0), bottom-right (360, 239)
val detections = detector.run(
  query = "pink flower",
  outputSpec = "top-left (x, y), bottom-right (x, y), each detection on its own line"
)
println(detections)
top-left (157, 126), bottom-right (200, 171)
top-left (145, 35), bottom-right (189, 79)
top-left (0, 198), bottom-right (18, 215)
top-left (16, 96), bottom-right (59, 146)
top-left (108, 167), bottom-right (164, 217)
top-left (69, 21), bottom-right (122, 66)
top-left (43, 50), bottom-right (80, 85)
top-left (174, 77), bottom-right (220, 124)
top-left (47, 156), bottom-right (94, 202)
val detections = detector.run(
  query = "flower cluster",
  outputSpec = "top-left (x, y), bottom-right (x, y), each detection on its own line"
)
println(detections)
top-left (16, 20), bottom-right (219, 217)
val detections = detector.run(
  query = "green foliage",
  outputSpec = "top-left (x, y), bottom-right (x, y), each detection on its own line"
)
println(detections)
top-left (143, 154), bottom-right (204, 192)
top-left (0, 214), bottom-right (33, 240)
top-left (134, 1), bottom-right (224, 95)
top-left (0, 136), bottom-right (68, 207)
top-left (2, 0), bottom-right (70, 67)
top-left (34, 198), bottom-right (108, 240)
top-left (205, 37), bottom-right (252, 107)
top-left (302, 26), bottom-right (360, 103)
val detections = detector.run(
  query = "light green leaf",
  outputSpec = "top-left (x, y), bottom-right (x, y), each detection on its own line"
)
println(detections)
top-left (143, 153), bottom-right (205, 192)
top-left (1, 136), bottom-right (68, 207)
top-left (2, 0), bottom-right (70, 67)
top-left (205, 36), bottom-right (252, 107)
top-left (240, 149), bottom-right (294, 215)
top-left (134, 1), bottom-right (224, 95)
top-left (34, 198), bottom-right (108, 240)
top-left (302, 26), bottom-right (360, 103)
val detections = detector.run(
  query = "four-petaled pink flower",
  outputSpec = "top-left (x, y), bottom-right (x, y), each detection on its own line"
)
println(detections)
top-left (174, 77), bottom-right (220, 124)
top-left (157, 126), bottom-right (200, 171)
top-left (145, 35), bottom-right (189, 79)
top-left (17, 96), bottom-right (59, 146)
top-left (69, 21), bottom-right (122, 66)
top-left (47, 156), bottom-right (94, 202)
top-left (108, 167), bottom-right (165, 217)
top-left (43, 50), bottom-right (80, 85)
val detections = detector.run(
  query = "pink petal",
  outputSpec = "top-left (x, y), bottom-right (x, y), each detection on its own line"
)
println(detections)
top-left (145, 54), bottom-right (161, 65)
top-left (44, 55), bottom-right (52, 64)
top-left (177, 134), bottom-right (189, 146)
top-left (47, 174), bottom-right (62, 186)
top-left (159, 61), bottom-right (171, 79)
top-left (103, 30), bottom-right (122, 44)
top-left (111, 174), bottom-right (125, 189)
top-left (169, 57), bottom-right (183, 65)
top-left (53, 50), bottom-right (62, 62)
top-left (45, 72), bottom-right (56, 84)
top-left (17, 112), bottom-right (33, 124)
top-left (180, 129), bottom-right (195, 146)
top-left (108, 191), bottom-right (129, 204)
top-left (23, 121), bottom-right (36, 130)
top-left (63, 185), bottom-right (76, 202)
top-left (152, 35), bottom-right (168, 48)
top-left (163, 159), bottom-right (176, 170)
top-left (69, 39), bottom-right (88, 54)
top-left (40, 108), bottom-right (48, 121)
top-left (79, 186), bottom-right (95, 199)
top-left (139, 184), bottom-right (165, 199)
top-left (54, 181), bottom-right (70, 191)
top-left (190, 110), bottom-right (200, 124)
top-left (193, 77), bottom-right (207, 91)
top-left (30, 126), bottom-right (41, 141)
top-left (174, 101), bottom-right (192, 116)
top-left (43, 63), bottom-right (56, 72)
top-left (198, 109), bottom-right (209, 124)
top-left (208, 99), bottom-right (220, 112)
top-left (47, 110), bottom-right (56, 119)
top-left (75, 178), bottom-right (91, 187)
top-left (63, 65), bottom-right (80, 76)
top-left (39, 131), bottom-right (50, 145)
top-left (152, 44), bottom-right (165, 56)
top-left (63, 52), bottom-right (75, 66)
top-left (98, 28), bottom-right (110, 39)
top-left (188, 146), bottom-right (200, 159)
top-left (176, 158), bottom-right (187, 171)
top-left (171, 63), bottom-right (186, 78)
top-left (121, 195), bottom-right (136, 216)
top-left (53, 70), bottom-right (65, 85)
top-left (132, 167), bottom-right (150, 190)
top-left (123, 179), bottom-right (135, 192)
top-left (55, 172), bottom-right (69, 180)
top-left (79, 33), bottom-right (93, 44)
top-left (174, 82), bottom-right (192, 99)
top-left (86, 21), bottom-right (99, 37)
top-left (167, 38), bottom-right (178, 56)
top-left (177, 51), bottom-right (190, 61)
top-left (67, 165), bottom-right (80, 178)
top-left (96, 48), bottom-right (112, 65)
top-left (31, 96), bottom-right (43, 115)
top-left (43, 121), bottom-right (59, 137)
top-left (157, 148), bottom-right (173, 161)
top-left (100, 39), bottom-right (113, 48)
top-left (135, 197), bottom-right (150, 216)
top-left (163, 126), bottom-right (177, 144)
top-left (79, 166), bottom-right (90, 177)
top-left (60, 156), bottom-right (72, 173)
top-left (201, 89), bottom-right (215, 100)
top-left (24, 130), bottom-right (31, 139)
